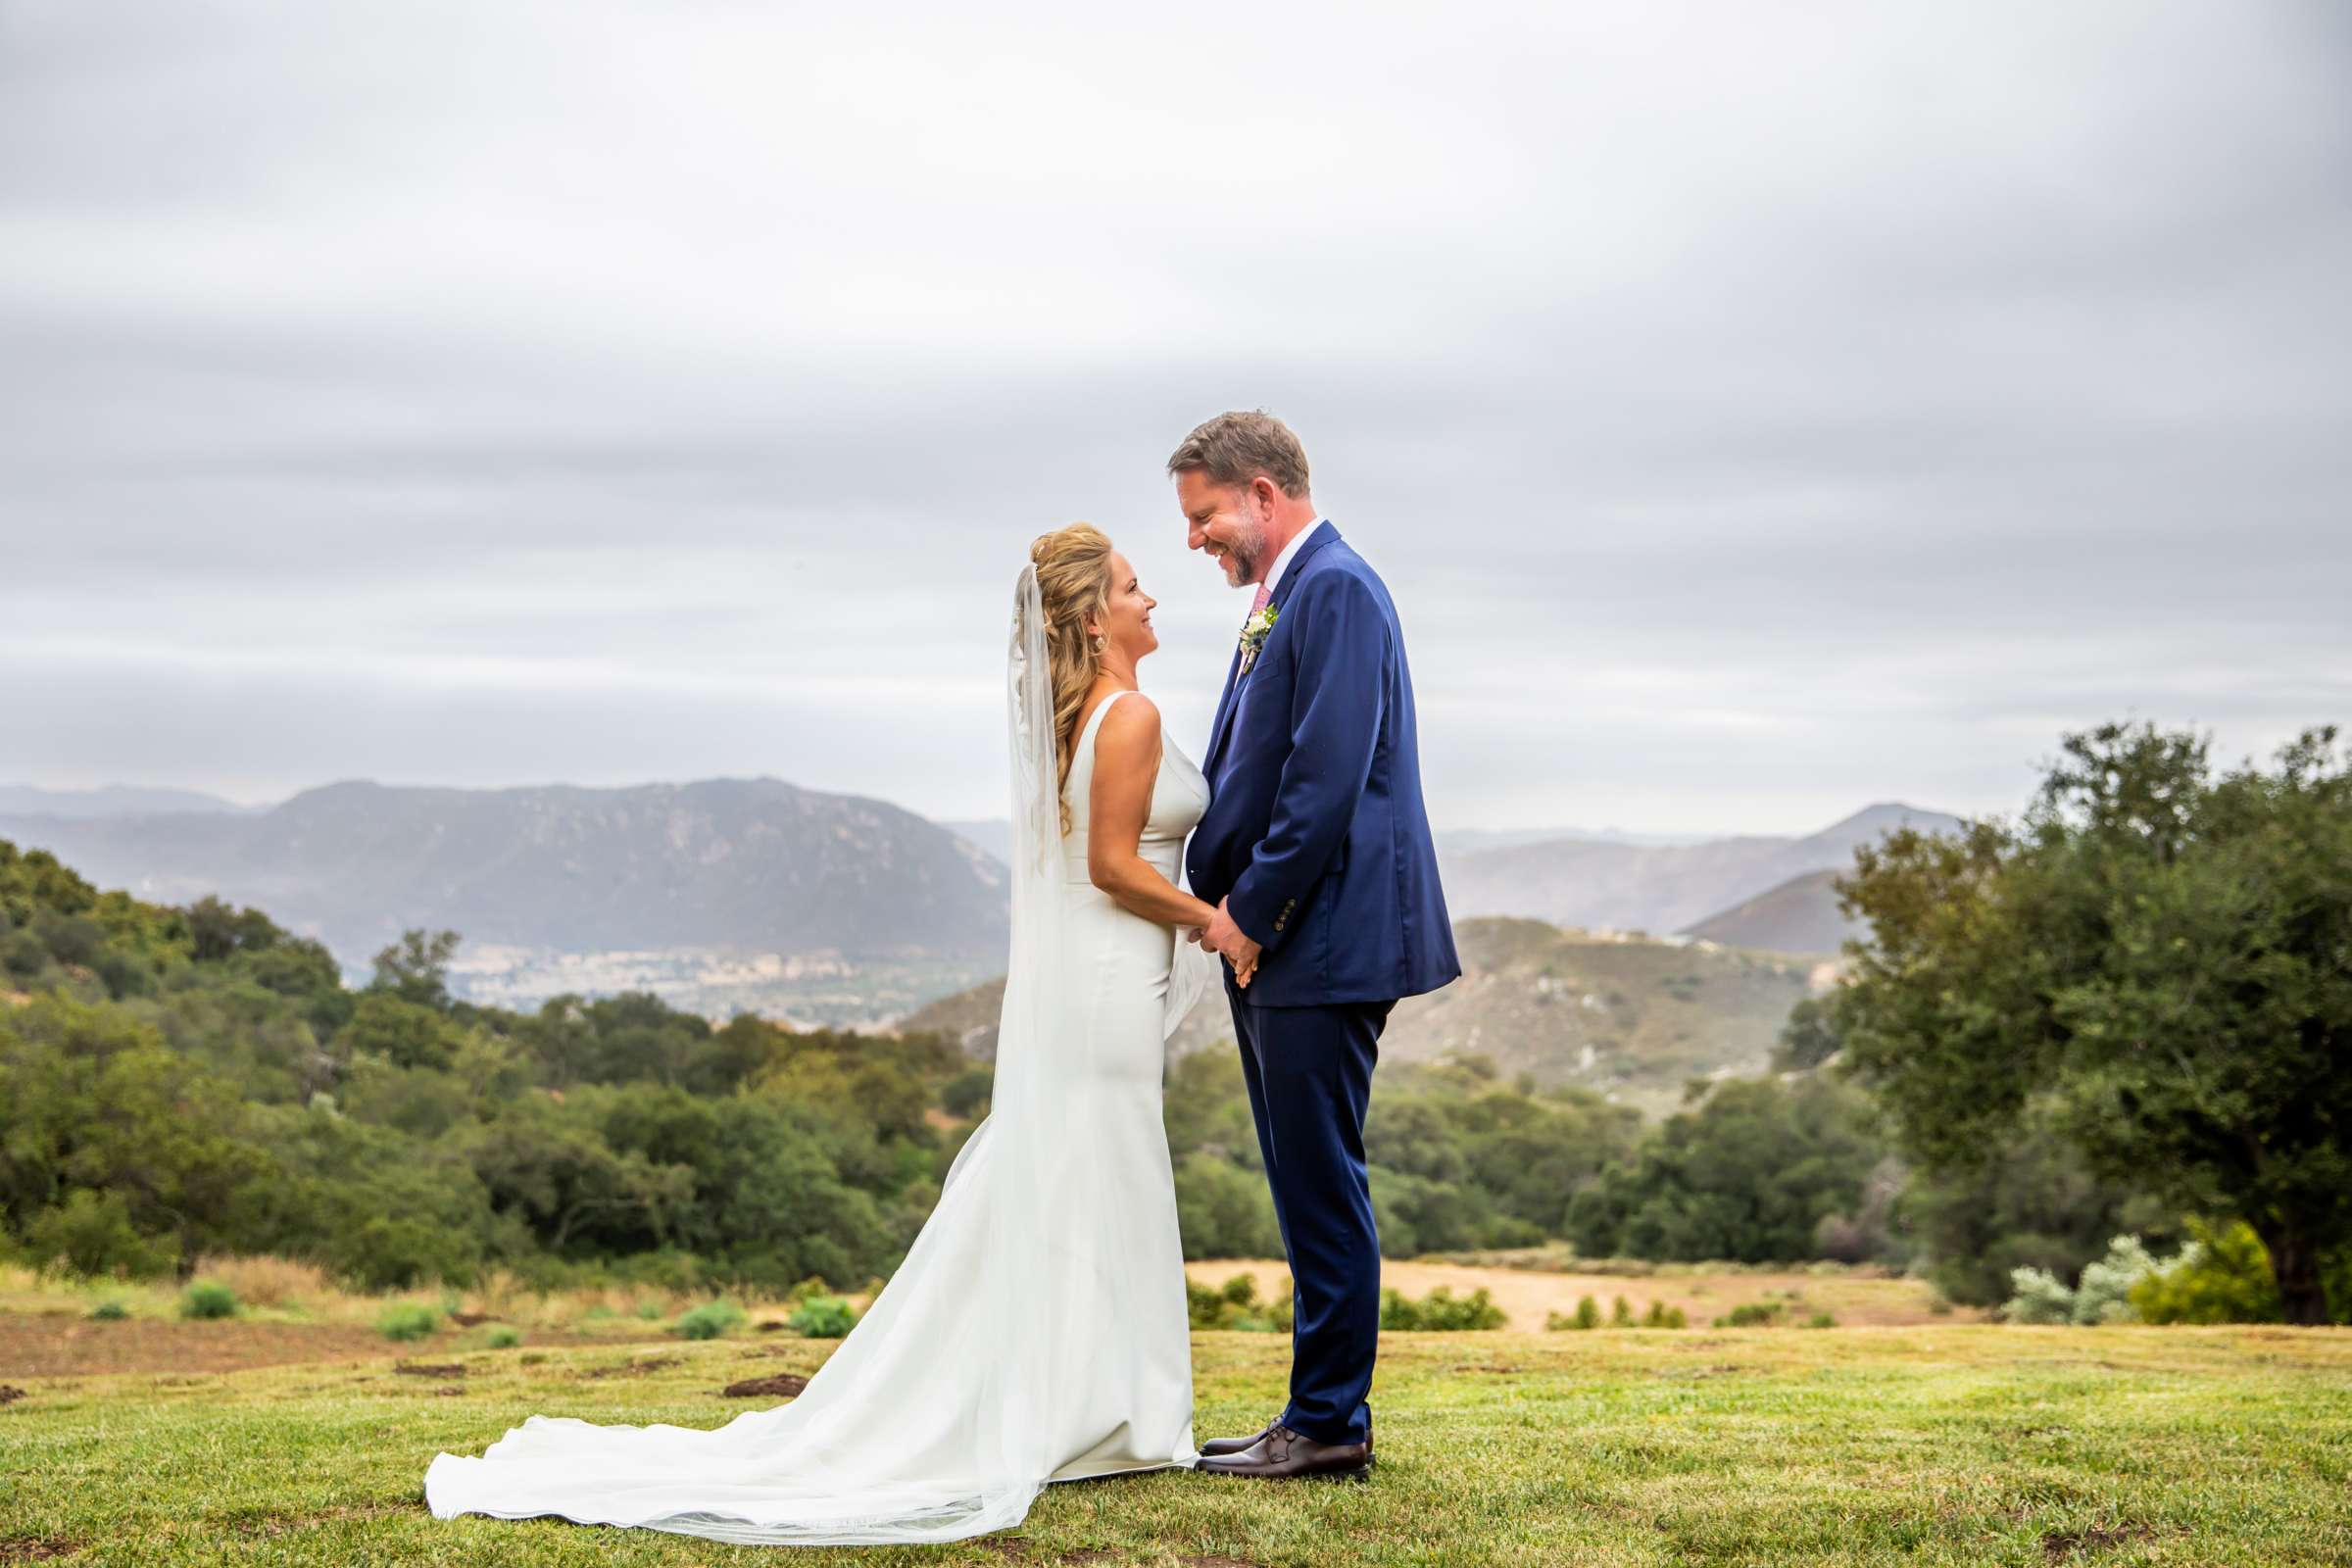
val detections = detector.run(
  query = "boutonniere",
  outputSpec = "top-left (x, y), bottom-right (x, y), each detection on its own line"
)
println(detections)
top-left (1237, 603), bottom-right (1279, 674)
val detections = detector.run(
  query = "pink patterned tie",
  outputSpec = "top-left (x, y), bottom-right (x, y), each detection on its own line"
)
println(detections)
top-left (1249, 580), bottom-right (1272, 617)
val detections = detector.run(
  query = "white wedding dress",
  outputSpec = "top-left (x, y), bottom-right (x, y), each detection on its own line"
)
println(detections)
top-left (423, 566), bottom-right (1219, 1546)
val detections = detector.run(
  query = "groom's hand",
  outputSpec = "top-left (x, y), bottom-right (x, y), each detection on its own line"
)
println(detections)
top-left (1205, 897), bottom-right (1263, 986)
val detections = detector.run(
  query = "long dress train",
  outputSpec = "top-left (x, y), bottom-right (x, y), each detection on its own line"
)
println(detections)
top-left (422, 573), bottom-right (1215, 1546)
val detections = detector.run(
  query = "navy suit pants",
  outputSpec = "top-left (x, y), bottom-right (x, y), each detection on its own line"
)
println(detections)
top-left (1224, 975), bottom-right (1395, 1446)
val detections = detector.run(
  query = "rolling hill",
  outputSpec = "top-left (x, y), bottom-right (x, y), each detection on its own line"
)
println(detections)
top-left (902, 915), bottom-right (1827, 1119)
top-left (1682, 868), bottom-right (1857, 954)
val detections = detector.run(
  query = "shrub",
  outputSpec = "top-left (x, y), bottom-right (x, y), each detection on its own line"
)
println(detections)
top-left (88, 1299), bottom-right (129, 1321)
top-left (1379, 1285), bottom-right (1505, 1331)
top-left (1609, 1295), bottom-right (1635, 1327)
top-left (1187, 1278), bottom-right (1229, 1328)
top-left (1186, 1273), bottom-right (1289, 1333)
top-left (783, 1296), bottom-right (855, 1339)
top-left (485, 1325), bottom-right (523, 1348)
top-left (178, 1280), bottom-right (240, 1320)
top-left (2073, 1235), bottom-right (2159, 1323)
top-left (2003, 1234), bottom-right (2163, 1325)
top-left (1804, 1311), bottom-right (1837, 1328)
top-left (1714, 1301), bottom-right (1784, 1328)
top-left (1642, 1299), bottom-right (1688, 1328)
top-left (634, 1298), bottom-right (667, 1321)
top-left (2002, 1266), bottom-right (2077, 1324)
top-left (376, 1302), bottom-right (442, 1341)
top-left (677, 1298), bottom-right (750, 1340)
top-left (2131, 1218), bottom-right (2284, 1324)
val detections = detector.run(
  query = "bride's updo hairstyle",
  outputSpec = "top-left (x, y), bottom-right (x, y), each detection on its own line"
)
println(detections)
top-left (1028, 522), bottom-right (1115, 836)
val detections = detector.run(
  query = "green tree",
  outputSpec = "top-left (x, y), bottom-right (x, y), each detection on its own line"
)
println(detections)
top-left (462, 1096), bottom-right (698, 1254)
top-left (335, 991), bottom-right (466, 1072)
top-left (1565, 1075), bottom-right (1892, 1263)
top-left (1172, 1152), bottom-right (1285, 1259)
top-left (368, 928), bottom-right (462, 1011)
top-left (1890, 1098), bottom-right (2177, 1306)
top-left (0, 994), bottom-right (273, 1271)
top-left (1770, 996), bottom-right (1843, 1072)
top-left (1834, 723), bottom-right (2352, 1323)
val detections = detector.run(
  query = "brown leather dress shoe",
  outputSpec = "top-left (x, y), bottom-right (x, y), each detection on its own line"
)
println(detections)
top-left (1194, 1422), bottom-right (1371, 1481)
top-left (1198, 1416), bottom-right (1282, 1458)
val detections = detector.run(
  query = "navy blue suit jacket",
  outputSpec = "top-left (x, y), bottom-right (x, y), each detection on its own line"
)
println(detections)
top-left (1186, 520), bottom-right (1461, 1007)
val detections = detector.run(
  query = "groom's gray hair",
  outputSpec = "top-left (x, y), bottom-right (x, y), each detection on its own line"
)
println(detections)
top-left (1166, 410), bottom-right (1311, 499)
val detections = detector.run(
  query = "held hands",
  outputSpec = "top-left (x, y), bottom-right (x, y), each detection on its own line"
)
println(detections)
top-left (1186, 925), bottom-right (1256, 989)
top-left (1194, 896), bottom-right (1264, 989)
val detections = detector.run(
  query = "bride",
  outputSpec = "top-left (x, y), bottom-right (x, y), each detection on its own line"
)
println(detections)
top-left (422, 523), bottom-right (1235, 1545)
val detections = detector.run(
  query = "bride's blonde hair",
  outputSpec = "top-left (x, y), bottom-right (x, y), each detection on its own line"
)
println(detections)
top-left (1029, 522), bottom-right (1115, 835)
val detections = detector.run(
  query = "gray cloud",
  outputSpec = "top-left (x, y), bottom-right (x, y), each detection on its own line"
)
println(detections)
top-left (3, 0), bottom-right (2345, 836)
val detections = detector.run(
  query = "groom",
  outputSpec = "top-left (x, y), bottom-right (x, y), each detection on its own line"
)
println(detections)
top-left (1172, 411), bottom-right (1461, 1481)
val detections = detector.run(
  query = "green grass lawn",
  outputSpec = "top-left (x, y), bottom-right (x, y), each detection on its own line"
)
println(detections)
top-left (5, 1325), bottom-right (2349, 1565)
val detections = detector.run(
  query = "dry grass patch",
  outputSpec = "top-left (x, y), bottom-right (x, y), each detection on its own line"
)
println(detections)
top-left (1185, 1255), bottom-right (1976, 1331)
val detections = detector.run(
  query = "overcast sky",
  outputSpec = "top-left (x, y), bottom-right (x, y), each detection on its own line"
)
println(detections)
top-left (3, 1), bottom-right (2345, 836)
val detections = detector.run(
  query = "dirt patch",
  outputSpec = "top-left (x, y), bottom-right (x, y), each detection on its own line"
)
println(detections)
top-left (0, 1315), bottom-right (649, 1379)
top-left (0, 1386), bottom-right (25, 1406)
top-left (0, 1539), bottom-right (77, 1563)
top-left (721, 1373), bottom-right (808, 1399)
top-left (1181, 1558), bottom-right (1271, 1568)
top-left (582, 1354), bottom-right (683, 1380)
top-left (392, 1361), bottom-right (466, 1378)
top-left (2042, 1524), bottom-right (2154, 1559)
top-left (756, 1320), bottom-right (790, 1333)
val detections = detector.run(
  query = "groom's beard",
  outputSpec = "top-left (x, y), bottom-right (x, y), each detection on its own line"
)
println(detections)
top-left (1222, 516), bottom-right (1269, 588)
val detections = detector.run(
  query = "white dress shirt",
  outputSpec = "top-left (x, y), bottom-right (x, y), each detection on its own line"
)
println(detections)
top-left (1254, 516), bottom-right (1323, 605)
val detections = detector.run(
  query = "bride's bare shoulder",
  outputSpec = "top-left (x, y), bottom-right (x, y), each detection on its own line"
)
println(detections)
top-left (1092, 691), bottom-right (1161, 757)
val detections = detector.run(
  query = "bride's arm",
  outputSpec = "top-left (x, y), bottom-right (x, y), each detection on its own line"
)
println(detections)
top-left (1088, 694), bottom-right (1218, 932)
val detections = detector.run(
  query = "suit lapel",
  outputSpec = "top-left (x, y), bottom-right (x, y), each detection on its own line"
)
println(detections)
top-left (1269, 520), bottom-right (1336, 615)
top-left (1202, 638), bottom-right (1246, 782)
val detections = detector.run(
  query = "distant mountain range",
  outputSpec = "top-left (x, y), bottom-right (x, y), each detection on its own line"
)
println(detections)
top-left (941, 819), bottom-right (1717, 865)
top-left (4, 775), bottom-right (1961, 1024)
top-left (903, 915), bottom-right (1830, 1119)
top-left (1441, 803), bottom-right (1967, 948)
top-left (0, 777), bottom-right (1009, 975)
top-left (0, 783), bottom-right (268, 818)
